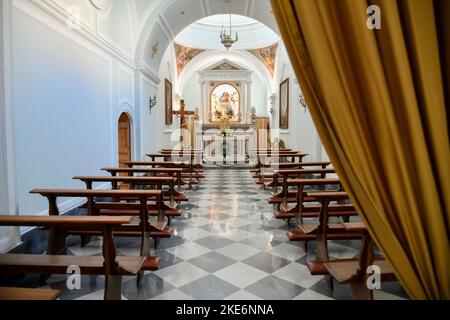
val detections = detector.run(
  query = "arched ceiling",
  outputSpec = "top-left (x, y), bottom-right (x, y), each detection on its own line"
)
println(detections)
top-left (177, 50), bottom-right (276, 94)
top-left (134, 0), bottom-right (279, 77)
top-left (174, 14), bottom-right (279, 50)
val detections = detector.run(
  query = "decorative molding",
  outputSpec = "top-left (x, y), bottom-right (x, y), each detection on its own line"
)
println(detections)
top-left (89, 0), bottom-right (112, 11)
top-left (28, 0), bottom-right (134, 66)
top-left (203, 0), bottom-right (211, 16)
top-left (158, 13), bottom-right (175, 40)
top-left (247, 0), bottom-right (255, 17)
top-left (136, 63), bottom-right (161, 86)
top-left (245, 0), bottom-right (252, 16)
top-left (118, 63), bottom-right (136, 109)
top-left (24, 0), bottom-right (160, 85)
top-left (198, 0), bottom-right (207, 17)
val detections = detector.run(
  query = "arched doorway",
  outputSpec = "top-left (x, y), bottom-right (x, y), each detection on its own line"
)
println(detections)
top-left (118, 113), bottom-right (132, 170)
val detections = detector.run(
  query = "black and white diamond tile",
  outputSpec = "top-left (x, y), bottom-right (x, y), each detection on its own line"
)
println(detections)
top-left (36, 168), bottom-right (408, 300)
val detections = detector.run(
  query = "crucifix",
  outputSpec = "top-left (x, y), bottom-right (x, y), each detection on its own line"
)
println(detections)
top-left (172, 99), bottom-right (195, 148)
top-left (172, 99), bottom-right (198, 188)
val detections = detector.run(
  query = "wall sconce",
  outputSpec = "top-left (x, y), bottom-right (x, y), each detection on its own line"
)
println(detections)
top-left (299, 93), bottom-right (307, 113)
top-left (149, 95), bottom-right (157, 114)
top-left (269, 94), bottom-right (277, 114)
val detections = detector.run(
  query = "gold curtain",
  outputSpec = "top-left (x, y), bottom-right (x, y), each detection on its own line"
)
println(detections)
top-left (271, 0), bottom-right (449, 299)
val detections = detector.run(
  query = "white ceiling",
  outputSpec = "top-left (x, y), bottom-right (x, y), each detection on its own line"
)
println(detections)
top-left (136, 0), bottom-right (279, 73)
top-left (174, 14), bottom-right (279, 50)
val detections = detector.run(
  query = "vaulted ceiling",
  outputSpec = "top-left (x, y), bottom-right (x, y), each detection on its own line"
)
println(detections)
top-left (134, 0), bottom-right (279, 74)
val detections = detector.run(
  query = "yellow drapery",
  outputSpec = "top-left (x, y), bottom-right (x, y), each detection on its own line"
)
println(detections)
top-left (271, 0), bottom-right (449, 299)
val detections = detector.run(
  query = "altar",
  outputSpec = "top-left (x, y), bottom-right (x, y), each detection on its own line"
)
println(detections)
top-left (200, 124), bottom-right (256, 164)
top-left (193, 61), bottom-right (258, 164)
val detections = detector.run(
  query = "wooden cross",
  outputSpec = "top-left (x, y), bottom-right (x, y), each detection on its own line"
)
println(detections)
top-left (172, 100), bottom-right (195, 130)
top-left (172, 100), bottom-right (195, 146)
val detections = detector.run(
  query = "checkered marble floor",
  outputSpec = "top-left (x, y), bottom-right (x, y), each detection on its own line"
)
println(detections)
top-left (28, 168), bottom-right (408, 300)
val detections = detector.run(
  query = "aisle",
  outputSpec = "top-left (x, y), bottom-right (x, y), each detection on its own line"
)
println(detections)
top-left (40, 169), bottom-right (406, 300)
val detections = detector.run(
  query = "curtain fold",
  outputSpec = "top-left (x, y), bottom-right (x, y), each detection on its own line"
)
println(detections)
top-left (271, 0), bottom-right (449, 299)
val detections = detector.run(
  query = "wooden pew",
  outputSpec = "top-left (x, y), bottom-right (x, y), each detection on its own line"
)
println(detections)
top-left (0, 215), bottom-right (152, 300)
top-left (254, 161), bottom-right (332, 186)
top-left (296, 192), bottom-right (363, 276)
top-left (126, 160), bottom-right (205, 185)
top-left (101, 167), bottom-right (184, 189)
top-left (324, 222), bottom-right (396, 300)
top-left (0, 287), bottom-right (62, 300)
top-left (147, 151), bottom-right (204, 189)
top-left (73, 176), bottom-right (185, 227)
top-left (252, 152), bottom-right (309, 169)
top-left (29, 189), bottom-right (169, 255)
top-left (267, 168), bottom-right (336, 207)
top-left (73, 176), bottom-right (188, 205)
top-left (275, 178), bottom-right (357, 224)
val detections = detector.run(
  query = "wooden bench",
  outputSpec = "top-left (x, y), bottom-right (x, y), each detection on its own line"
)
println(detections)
top-left (251, 152), bottom-right (309, 169)
top-left (297, 192), bottom-right (363, 276)
top-left (0, 215), bottom-right (153, 300)
top-left (0, 287), bottom-right (62, 300)
top-left (253, 161), bottom-right (332, 184)
top-left (30, 189), bottom-right (169, 255)
top-left (267, 168), bottom-right (337, 206)
top-left (146, 152), bottom-right (204, 189)
top-left (73, 176), bottom-right (188, 205)
top-left (324, 222), bottom-right (397, 300)
top-left (275, 179), bottom-right (358, 238)
top-left (101, 167), bottom-right (184, 189)
top-left (126, 160), bottom-right (205, 186)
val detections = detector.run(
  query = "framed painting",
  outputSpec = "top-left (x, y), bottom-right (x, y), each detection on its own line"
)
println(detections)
top-left (279, 78), bottom-right (289, 129)
top-left (165, 79), bottom-right (173, 125)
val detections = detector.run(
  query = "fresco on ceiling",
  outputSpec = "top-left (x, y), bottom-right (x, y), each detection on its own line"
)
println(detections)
top-left (174, 43), bottom-right (205, 75)
top-left (247, 43), bottom-right (278, 77)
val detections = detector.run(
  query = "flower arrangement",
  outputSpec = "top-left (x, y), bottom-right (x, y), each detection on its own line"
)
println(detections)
top-left (218, 114), bottom-right (231, 135)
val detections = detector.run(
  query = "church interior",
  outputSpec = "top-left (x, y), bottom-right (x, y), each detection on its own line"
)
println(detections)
top-left (0, 0), bottom-right (448, 302)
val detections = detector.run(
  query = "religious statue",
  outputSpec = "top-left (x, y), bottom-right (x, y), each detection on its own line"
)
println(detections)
top-left (250, 107), bottom-right (257, 124)
top-left (210, 84), bottom-right (240, 122)
top-left (218, 92), bottom-right (234, 117)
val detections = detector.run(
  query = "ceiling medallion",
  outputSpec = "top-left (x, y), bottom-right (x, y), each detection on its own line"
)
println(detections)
top-left (89, 0), bottom-right (112, 11)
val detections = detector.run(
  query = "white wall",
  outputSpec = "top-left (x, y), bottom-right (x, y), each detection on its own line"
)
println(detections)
top-left (0, 0), bottom-right (19, 252)
top-left (181, 72), bottom-right (199, 111)
top-left (1, 0), bottom-right (152, 228)
top-left (273, 44), bottom-right (321, 161)
top-left (251, 75), bottom-right (268, 117)
top-left (155, 44), bottom-right (177, 150)
top-left (11, 4), bottom-right (114, 215)
top-left (139, 76), bottom-right (159, 158)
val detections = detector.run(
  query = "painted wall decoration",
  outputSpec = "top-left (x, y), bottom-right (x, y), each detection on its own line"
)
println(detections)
top-left (165, 79), bottom-right (173, 125)
top-left (152, 41), bottom-right (159, 58)
top-left (247, 43), bottom-right (278, 76)
top-left (279, 78), bottom-right (289, 129)
top-left (210, 83), bottom-right (240, 122)
top-left (174, 43), bottom-right (205, 75)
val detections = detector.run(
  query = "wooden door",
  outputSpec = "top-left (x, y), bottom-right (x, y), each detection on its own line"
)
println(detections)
top-left (118, 113), bottom-right (131, 170)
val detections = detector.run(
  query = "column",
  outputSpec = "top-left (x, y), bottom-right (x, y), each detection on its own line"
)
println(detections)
top-left (246, 80), bottom-right (252, 124)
